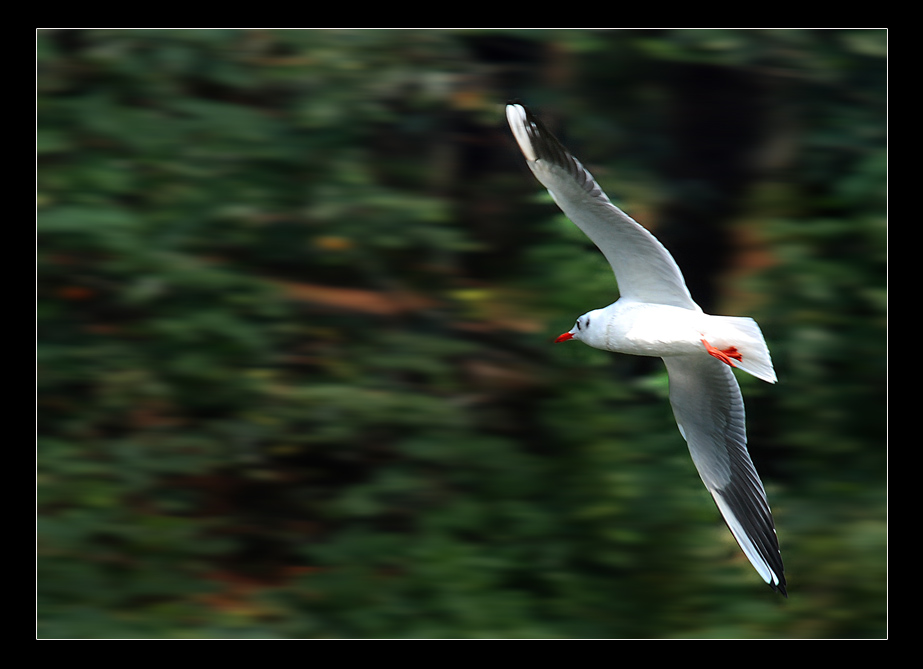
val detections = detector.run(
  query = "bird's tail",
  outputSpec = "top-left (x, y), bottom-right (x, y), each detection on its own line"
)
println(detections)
top-left (706, 316), bottom-right (777, 384)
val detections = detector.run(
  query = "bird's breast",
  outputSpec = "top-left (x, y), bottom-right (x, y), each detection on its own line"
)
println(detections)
top-left (596, 302), bottom-right (704, 357)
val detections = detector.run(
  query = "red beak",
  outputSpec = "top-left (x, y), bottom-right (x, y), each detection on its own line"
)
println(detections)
top-left (555, 332), bottom-right (574, 343)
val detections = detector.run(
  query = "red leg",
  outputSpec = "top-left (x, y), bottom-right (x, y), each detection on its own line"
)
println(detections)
top-left (702, 339), bottom-right (743, 367)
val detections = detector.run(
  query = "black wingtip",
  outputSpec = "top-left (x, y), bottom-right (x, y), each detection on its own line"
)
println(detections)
top-left (767, 576), bottom-right (788, 598)
top-left (506, 103), bottom-right (610, 204)
top-left (506, 104), bottom-right (572, 169)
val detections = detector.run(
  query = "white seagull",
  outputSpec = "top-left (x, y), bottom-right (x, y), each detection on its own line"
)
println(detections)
top-left (506, 103), bottom-right (786, 595)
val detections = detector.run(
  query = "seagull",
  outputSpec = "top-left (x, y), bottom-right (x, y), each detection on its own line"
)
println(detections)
top-left (506, 103), bottom-right (786, 596)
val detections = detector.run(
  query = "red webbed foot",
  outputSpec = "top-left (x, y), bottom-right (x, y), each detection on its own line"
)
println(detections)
top-left (702, 338), bottom-right (743, 367)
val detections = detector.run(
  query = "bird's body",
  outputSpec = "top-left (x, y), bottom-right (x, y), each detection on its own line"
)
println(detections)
top-left (506, 103), bottom-right (786, 595)
top-left (568, 300), bottom-right (777, 383)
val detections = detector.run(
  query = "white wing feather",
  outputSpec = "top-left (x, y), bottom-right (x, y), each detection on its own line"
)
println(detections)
top-left (663, 355), bottom-right (786, 594)
top-left (506, 103), bottom-right (698, 310)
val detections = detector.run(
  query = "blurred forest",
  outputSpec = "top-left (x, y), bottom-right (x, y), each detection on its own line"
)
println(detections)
top-left (37, 29), bottom-right (886, 638)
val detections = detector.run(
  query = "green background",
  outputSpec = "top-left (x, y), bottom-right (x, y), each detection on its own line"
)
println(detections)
top-left (38, 29), bottom-right (886, 638)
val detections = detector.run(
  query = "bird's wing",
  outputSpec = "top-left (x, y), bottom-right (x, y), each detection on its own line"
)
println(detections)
top-left (506, 103), bottom-right (698, 310)
top-left (663, 354), bottom-right (786, 595)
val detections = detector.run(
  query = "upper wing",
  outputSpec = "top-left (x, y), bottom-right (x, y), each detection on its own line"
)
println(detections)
top-left (663, 354), bottom-right (786, 595)
top-left (506, 103), bottom-right (698, 310)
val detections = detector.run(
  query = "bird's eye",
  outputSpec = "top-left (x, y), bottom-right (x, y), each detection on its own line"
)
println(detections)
top-left (586, 318), bottom-right (591, 328)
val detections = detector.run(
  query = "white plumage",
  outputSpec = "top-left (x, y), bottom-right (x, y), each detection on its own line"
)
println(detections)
top-left (506, 103), bottom-right (785, 595)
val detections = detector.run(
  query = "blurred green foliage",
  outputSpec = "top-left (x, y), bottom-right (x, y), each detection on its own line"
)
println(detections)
top-left (38, 29), bottom-right (885, 638)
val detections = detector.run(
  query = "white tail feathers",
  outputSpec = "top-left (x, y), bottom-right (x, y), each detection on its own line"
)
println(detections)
top-left (706, 316), bottom-right (777, 384)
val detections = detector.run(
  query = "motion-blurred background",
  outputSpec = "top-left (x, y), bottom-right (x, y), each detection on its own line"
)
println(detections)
top-left (37, 29), bottom-right (886, 638)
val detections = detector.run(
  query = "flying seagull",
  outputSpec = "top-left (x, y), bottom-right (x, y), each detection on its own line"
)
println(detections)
top-left (506, 103), bottom-right (786, 595)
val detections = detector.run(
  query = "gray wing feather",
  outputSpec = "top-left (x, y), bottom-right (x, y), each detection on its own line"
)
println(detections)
top-left (506, 104), bottom-right (698, 310)
top-left (663, 355), bottom-right (786, 595)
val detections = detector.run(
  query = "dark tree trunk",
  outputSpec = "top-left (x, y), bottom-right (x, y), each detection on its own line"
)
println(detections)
top-left (657, 64), bottom-right (767, 313)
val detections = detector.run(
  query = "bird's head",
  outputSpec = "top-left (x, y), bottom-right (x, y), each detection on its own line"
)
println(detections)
top-left (555, 309), bottom-right (604, 346)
